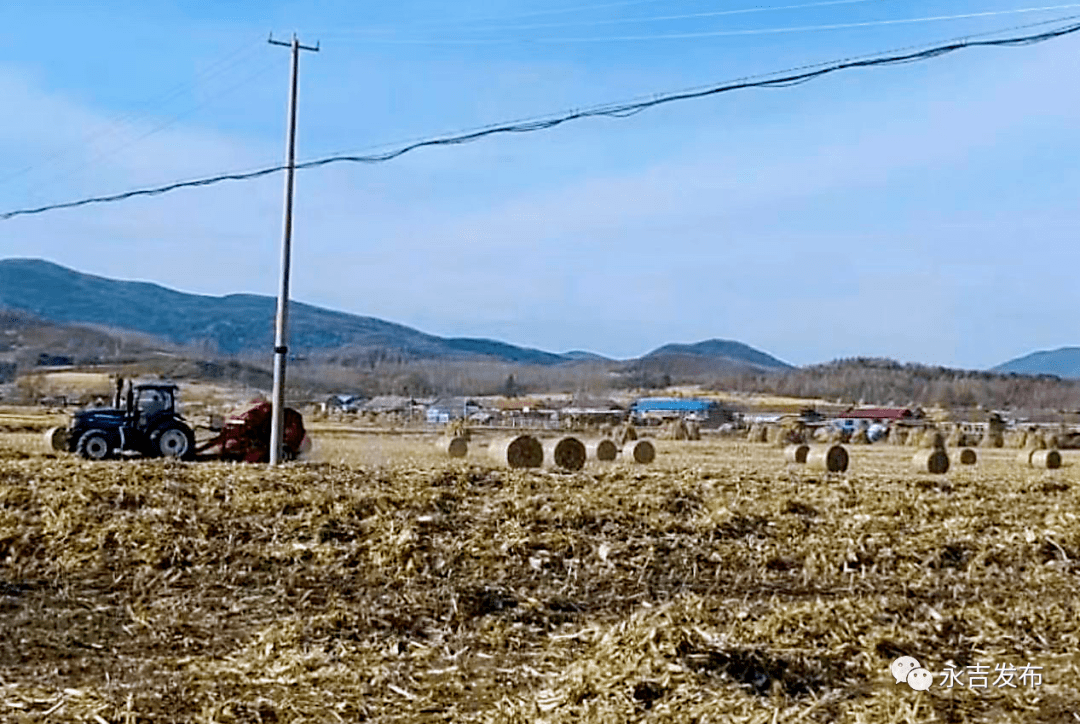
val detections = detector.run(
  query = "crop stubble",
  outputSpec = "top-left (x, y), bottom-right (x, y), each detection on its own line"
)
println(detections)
top-left (0, 429), bottom-right (1078, 722)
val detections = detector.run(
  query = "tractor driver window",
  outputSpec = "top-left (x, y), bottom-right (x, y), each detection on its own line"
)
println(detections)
top-left (139, 391), bottom-right (166, 416)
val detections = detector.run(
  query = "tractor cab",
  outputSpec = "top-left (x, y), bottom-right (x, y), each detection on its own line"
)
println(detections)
top-left (130, 384), bottom-right (180, 430)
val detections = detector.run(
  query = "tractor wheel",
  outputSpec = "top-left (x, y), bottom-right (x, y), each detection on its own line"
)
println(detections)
top-left (76, 430), bottom-right (112, 460)
top-left (152, 424), bottom-right (195, 460)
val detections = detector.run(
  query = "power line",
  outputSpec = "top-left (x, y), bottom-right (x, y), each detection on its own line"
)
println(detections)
top-left (3, 18), bottom-right (1079, 223)
top-left (320, 0), bottom-right (884, 36)
top-left (305, 13), bottom-right (1079, 161)
top-left (333, 3), bottom-right (1080, 43)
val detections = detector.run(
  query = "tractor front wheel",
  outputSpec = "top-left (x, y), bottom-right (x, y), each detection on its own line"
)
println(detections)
top-left (76, 430), bottom-right (112, 460)
top-left (152, 424), bottom-right (195, 460)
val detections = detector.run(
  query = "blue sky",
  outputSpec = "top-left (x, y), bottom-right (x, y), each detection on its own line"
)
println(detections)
top-left (2, 1), bottom-right (1079, 368)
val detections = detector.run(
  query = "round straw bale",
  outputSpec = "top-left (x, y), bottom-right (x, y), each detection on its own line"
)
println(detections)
top-left (946, 427), bottom-right (963, 448)
top-left (922, 430), bottom-right (946, 450)
top-left (441, 436), bottom-right (468, 458)
top-left (890, 426), bottom-right (908, 445)
top-left (959, 448), bottom-right (977, 465)
top-left (587, 439), bottom-right (619, 461)
top-left (44, 426), bottom-right (68, 452)
top-left (616, 423), bottom-right (638, 444)
top-left (784, 444), bottom-right (810, 464)
top-left (906, 428), bottom-right (923, 447)
top-left (980, 430), bottom-right (1003, 448)
top-left (489, 435), bottom-right (543, 468)
top-left (913, 449), bottom-right (950, 474)
top-left (544, 436), bottom-right (587, 471)
top-left (747, 424), bottom-right (761, 442)
top-left (623, 439), bottom-right (656, 464)
top-left (686, 421), bottom-right (701, 441)
top-left (1031, 449), bottom-right (1062, 469)
top-left (807, 445), bottom-right (848, 473)
top-left (1016, 449), bottom-right (1036, 466)
top-left (850, 429), bottom-right (869, 445)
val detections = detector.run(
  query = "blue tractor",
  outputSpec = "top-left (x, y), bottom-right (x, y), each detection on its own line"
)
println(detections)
top-left (58, 380), bottom-right (196, 460)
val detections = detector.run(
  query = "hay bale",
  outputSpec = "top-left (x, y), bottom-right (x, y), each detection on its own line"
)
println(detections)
top-left (1027, 431), bottom-right (1047, 450)
top-left (980, 430), bottom-right (1003, 448)
top-left (945, 427), bottom-right (963, 448)
top-left (913, 449), bottom-right (950, 474)
top-left (1016, 449), bottom-right (1035, 466)
top-left (544, 436), bottom-right (587, 471)
top-left (489, 435), bottom-right (543, 469)
top-left (587, 439), bottom-right (618, 462)
top-left (807, 445), bottom-right (848, 473)
top-left (623, 439), bottom-right (656, 464)
top-left (616, 423), bottom-right (638, 444)
top-left (661, 418), bottom-right (689, 441)
top-left (850, 429), bottom-right (869, 445)
top-left (922, 430), bottom-right (946, 450)
top-left (44, 426), bottom-right (68, 452)
top-left (441, 436), bottom-right (468, 458)
top-left (746, 424), bottom-right (761, 442)
top-left (890, 426), bottom-right (908, 445)
top-left (959, 448), bottom-right (977, 465)
top-left (784, 444), bottom-right (810, 464)
top-left (1031, 449), bottom-right (1062, 469)
top-left (686, 421), bottom-right (701, 441)
top-left (906, 428), bottom-right (924, 447)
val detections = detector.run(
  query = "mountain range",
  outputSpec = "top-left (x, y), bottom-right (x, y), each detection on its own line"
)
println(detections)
top-left (0, 258), bottom-right (791, 372)
top-left (4, 258), bottom-right (1077, 379)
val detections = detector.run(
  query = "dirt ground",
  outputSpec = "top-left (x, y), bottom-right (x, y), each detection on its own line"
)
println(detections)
top-left (1, 415), bottom-right (1078, 722)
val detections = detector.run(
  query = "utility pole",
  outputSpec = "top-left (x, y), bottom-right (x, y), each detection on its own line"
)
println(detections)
top-left (268, 33), bottom-right (318, 465)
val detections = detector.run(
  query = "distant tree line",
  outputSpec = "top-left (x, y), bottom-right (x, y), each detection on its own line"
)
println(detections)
top-left (703, 358), bottom-right (1080, 412)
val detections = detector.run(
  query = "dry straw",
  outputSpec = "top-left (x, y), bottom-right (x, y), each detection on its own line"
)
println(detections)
top-left (959, 448), bottom-right (978, 465)
top-left (489, 435), bottom-right (543, 468)
top-left (587, 439), bottom-right (619, 462)
top-left (784, 444), bottom-right (810, 464)
top-left (807, 444), bottom-right (848, 473)
top-left (623, 439), bottom-right (656, 464)
top-left (441, 436), bottom-right (468, 458)
top-left (544, 437), bottom-right (587, 472)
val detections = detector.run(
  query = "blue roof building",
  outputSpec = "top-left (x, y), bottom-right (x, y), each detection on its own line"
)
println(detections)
top-left (630, 398), bottom-right (733, 427)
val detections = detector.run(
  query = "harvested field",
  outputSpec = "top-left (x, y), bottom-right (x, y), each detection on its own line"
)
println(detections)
top-left (1, 421), bottom-right (1079, 723)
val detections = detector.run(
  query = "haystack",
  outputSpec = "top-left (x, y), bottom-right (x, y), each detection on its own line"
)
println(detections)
top-left (587, 439), bottom-right (619, 462)
top-left (623, 439), bottom-right (656, 464)
top-left (441, 436), bottom-right (468, 458)
top-left (1030, 449), bottom-right (1062, 469)
top-left (661, 418), bottom-right (690, 441)
top-left (746, 424), bottom-right (763, 443)
top-left (544, 437), bottom-right (587, 471)
top-left (44, 426), bottom-right (68, 452)
top-left (1027, 431), bottom-right (1047, 450)
top-left (913, 449), bottom-right (950, 474)
top-left (945, 426), bottom-right (964, 448)
top-left (489, 435), bottom-right (543, 468)
top-left (807, 444), bottom-right (848, 473)
top-left (685, 421), bottom-right (702, 441)
top-left (765, 424), bottom-right (783, 446)
top-left (921, 430), bottom-right (946, 450)
top-left (959, 448), bottom-right (978, 465)
top-left (784, 444), bottom-right (810, 464)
